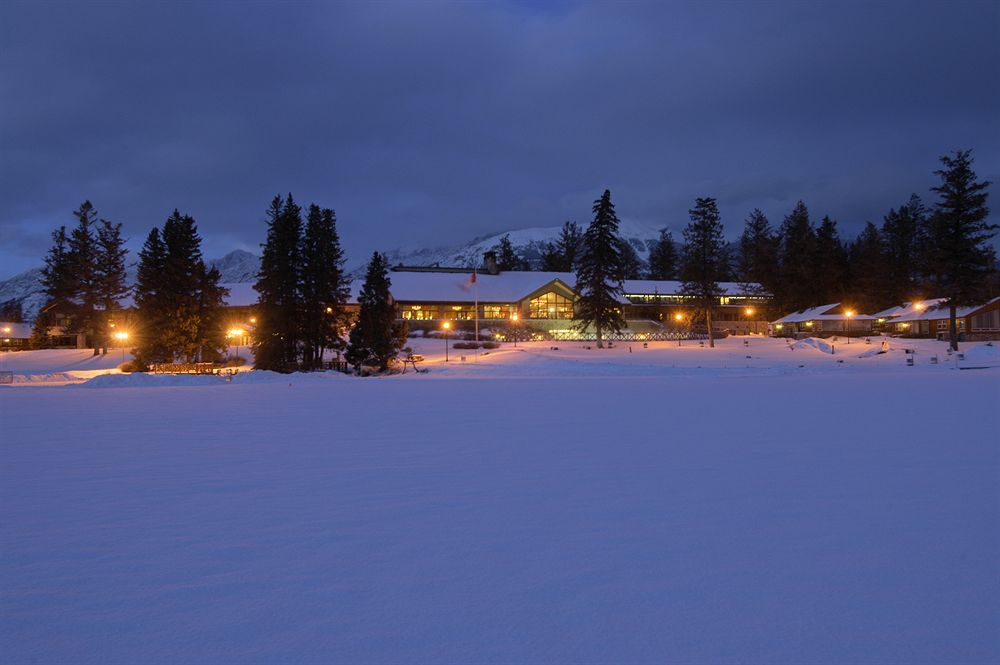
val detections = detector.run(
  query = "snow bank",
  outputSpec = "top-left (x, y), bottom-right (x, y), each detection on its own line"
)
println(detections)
top-left (790, 337), bottom-right (836, 354)
top-left (12, 372), bottom-right (81, 384)
top-left (963, 342), bottom-right (1000, 362)
top-left (77, 369), bottom-right (350, 388)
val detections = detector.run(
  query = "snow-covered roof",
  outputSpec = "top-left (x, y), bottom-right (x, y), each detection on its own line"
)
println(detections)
top-left (1, 321), bottom-right (32, 338)
top-left (890, 297), bottom-right (1000, 323)
top-left (771, 304), bottom-right (875, 324)
top-left (387, 271), bottom-right (574, 303)
top-left (871, 299), bottom-right (948, 320)
top-left (621, 279), bottom-right (760, 295)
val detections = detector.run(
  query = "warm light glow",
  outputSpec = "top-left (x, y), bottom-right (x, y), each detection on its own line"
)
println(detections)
top-left (227, 328), bottom-right (245, 338)
top-left (510, 313), bottom-right (519, 321)
top-left (113, 331), bottom-right (129, 342)
top-left (775, 324), bottom-right (784, 330)
top-left (844, 310), bottom-right (855, 318)
top-left (805, 321), bottom-right (813, 327)
top-left (674, 313), bottom-right (684, 321)
top-left (744, 308), bottom-right (754, 316)
top-left (1, 326), bottom-right (10, 333)
top-left (902, 323), bottom-right (910, 329)
top-left (249, 317), bottom-right (257, 324)
top-left (442, 321), bottom-right (451, 330)
top-left (913, 302), bottom-right (925, 310)
top-left (325, 307), bottom-right (333, 314)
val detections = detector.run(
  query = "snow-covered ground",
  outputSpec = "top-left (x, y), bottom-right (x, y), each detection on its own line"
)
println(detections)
top-left (2, 337), bottom-right (999, 663)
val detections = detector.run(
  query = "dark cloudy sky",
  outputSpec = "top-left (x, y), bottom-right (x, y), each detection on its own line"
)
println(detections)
top-left (1, 0), bottom-right (998, 276)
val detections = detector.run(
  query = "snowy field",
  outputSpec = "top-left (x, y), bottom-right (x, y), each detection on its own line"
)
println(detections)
top-left (2, 337), bottom-right (999, 664)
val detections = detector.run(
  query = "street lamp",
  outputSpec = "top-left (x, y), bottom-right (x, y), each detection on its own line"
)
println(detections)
top-left (227, 328), bottom-right (245, 362)
top-left (674, 312), bottom-right (684, 346)
top-left (510, 312), bottom-right (519, 348)
top-left (113, 331), bottom-right (128, 364)
top-left (442, 321), bottom-right (451, 362)
top-left (744, 307), bottom-right (755, 335)
top-left (844, 310), bottom-right (854, 344)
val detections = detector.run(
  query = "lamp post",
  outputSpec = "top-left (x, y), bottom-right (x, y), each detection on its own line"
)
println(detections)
top-left (510, 312), bottom-right (519, 348)
top-left (674, 312), bottom-right (684, 346)
top-left (227, 328), bottom-right (245, 362)
top-left (744, 307), bottom-right (755, 335)
top-left (113, 331), bottom-right (128, 364)
top-left (442, 321), bottom-right (451, 362)
top-left (844, 310), bottom-right (854, 344)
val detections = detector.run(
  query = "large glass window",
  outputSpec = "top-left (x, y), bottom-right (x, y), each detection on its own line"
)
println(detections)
top-left (482, 304), bottom-right (512, 319)
top-left (401, 305), bottom-right (439, 320)
top-left (529, 292), bottom-right (574, 319)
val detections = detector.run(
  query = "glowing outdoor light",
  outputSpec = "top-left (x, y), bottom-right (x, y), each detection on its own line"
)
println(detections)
top-left (325, 307), bottom-right (333, 314)
top-left (249, 317), bottom-right (257, 324)
top-left (2, 326), bottom-right (10, 333)
top-left (442, 321), bottom-right (451, 361)
top-left (805, 321), bottom-right (814, 327)
top-left (510, 312), bottom-right (519, 347)
top-left (674, 313), bottom-right (683, 322)
top-left (227, 328), bottom-right (245, 362)
top-left (844, 309), bottom-right (855, 344)
top-left (113, 331), bottom-right (129, 364)
top-left (914, 302), bottom-right (925, 311)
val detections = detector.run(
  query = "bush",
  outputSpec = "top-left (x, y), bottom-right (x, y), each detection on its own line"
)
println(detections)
top-left (482, 341), bottom-right (500, 349)
top-left (118, 361), bottom-right (138, 373)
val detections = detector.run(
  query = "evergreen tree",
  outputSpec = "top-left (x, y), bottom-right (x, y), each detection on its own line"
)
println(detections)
top-left (540, 222), bottom-right (583, 272)
top-left (254, 194), bottom-right (304, 372)
top-left (36, 226), bottom-right (74, 348)
top-left (920, 149), bottom-right (995, 350)
top-left (495, 234), bottom-right (522, 271)
top-left (736, 209), bottom-right (779, 296)
top-left (679, 197), bottom-right (728, 348)
top-left (881, 194), bottom-right (924, 304)
top-left (573, 189), bottom-right (625, 348)
top-left (647, 228), bottom-right (678, 280)
top-left (66, 201), bottom-right (100, 353)
top-left (93, 218), bottom-right (129, 353)
top-left (161, 210), bottom-right (207, 362)
top-left (346, 252), bottom-right (405, 372)
top-left (301, 204), bottom-right (351, 370)
top-left (847, 222), bottom-right (888, 313)
top-left (194, 262), bottom-right (228, 363)
top-left (133, 228), bottom-right (169, 369)
top-left (540, 242), bottom-right (563, 271)
top-left (777, 201), bottom-right (818, 311)
top-left (813, 216), bottom-right (847, 303)
top-left (618, 239), bottom-right (644, 279)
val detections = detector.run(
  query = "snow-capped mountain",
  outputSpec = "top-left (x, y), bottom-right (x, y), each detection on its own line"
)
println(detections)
top-left (375, 219), bottom-right (664, 273)
top-left (0, 222), bottom-right (668, 322)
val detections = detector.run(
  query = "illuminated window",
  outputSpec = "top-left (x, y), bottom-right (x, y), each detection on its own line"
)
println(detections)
top-left (482, 304), bottom-right (512, 319)
top-left (528, 292), bottom-right (574, 319)
top-left (401, 305), bottom-right (439, 320)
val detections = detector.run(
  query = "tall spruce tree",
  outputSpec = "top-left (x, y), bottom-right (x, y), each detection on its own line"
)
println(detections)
top-left (35, 226), bottom-right (74, 348)
top-left (847, 222), bottom-right (888, 314)
top-left (346, 252), bottom-right (404, 372)
top-left (647, 228), bottom-right (678, 280)
top-left (194, 262), bottom-right (228, 363)
top-left (94, 218), bottom-right (129, 353)
top-left (736, 209), bottom-right (779, 298)
top-left (254, 194), bottom-right (304, 372)
top-left (777, 201), bottom-right (818, 311)
top-left (66, 201), bottom-right (100, 353)
top-left (920, 150), bottom-right (995, 350)
top-left (881, 194), bottom-right (924, 304)
top-left (573, 189), bottom-right (625, 348)
top-left (679, 197), bottom-right (728, 348)
top-left (133, 228), bottom-right (170, 369)
top-left (813, 216), bottom-right (848, 304)
top-left (618, 240), bottom-right (644, 279)
top-left (301, 204), bottom-right (351, 370)
top-left (540, 222), bottom-right (582, 272)
top-left (161, 210), bottom-right (204, 362)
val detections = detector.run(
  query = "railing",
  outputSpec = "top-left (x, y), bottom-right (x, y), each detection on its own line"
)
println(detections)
top-left (0, 370), bottom-right (12, 385)
top-left (548, 330), bottom-right (714, 342)
top-left (149, 362), bottom-right (222, 374)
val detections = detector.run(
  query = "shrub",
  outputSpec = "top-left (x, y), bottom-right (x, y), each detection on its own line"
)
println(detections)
top-left (482, 341), bottom-right (500, 349)
top-left (118, 361), bottom-right (138, 373)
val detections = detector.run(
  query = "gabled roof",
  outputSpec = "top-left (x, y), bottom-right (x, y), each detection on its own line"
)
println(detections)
top-left (386, 270), bottom-right (575, 303)
top-left (872, 299), bottom-right (948, 320)
top-left (890, 297), bottom-right (1000, 323)
top-left (771, 303), bottom-right (875, 324)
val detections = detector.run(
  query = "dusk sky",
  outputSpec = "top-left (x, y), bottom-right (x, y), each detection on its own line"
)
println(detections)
top-left (1, 0), bottom-right (998, 276)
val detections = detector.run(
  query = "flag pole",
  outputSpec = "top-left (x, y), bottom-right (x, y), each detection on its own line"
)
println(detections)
top-left (474, 267), bottom-right (479, 344)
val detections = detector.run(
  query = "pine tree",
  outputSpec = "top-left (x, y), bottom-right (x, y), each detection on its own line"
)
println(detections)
top-left (881, 194), bottom-right (924, 304)
top-left (133, 228), bottom-right (169, 369)
top-left (777, 201), bottom-right (818, 311)
top-left (573, 189), bottom-right (625, 348)
top-left (647, 228), bottom-right (678, 280)
top-left (618, 240), bottom-right (644, 279)
top-left (301, 204), bottom-right (351, 370)
top-left (920, 150), bottom-right (995, 350)
top-left (36, 226), bottom-right (74, 348)
top-left (736, 209), bottom-right (779, 298)
top-left (540, 222), bottom-right (582, 272)
top-left (679, 197), bottom-right (728, 348)
top-left (254, 194), bottom-right (304, 372)
top-left (346, 252), bottom-right (404, 372)
top-left (495, 234), bottom-right (521, 271)
top-left (813, 216), bottom-right (847, 304)
top-left (93, 218), bottom-right (129, 353)
top-left (66, 201), bottom-right (100, 353)
top-left (847, 222), bottom-right (888, 313)
top-left (161, 210), bottom-right (207, 362)
top-left (540, 242), bottom-right (563, 271)
top-left (194, 262), bottom-right (228, 364)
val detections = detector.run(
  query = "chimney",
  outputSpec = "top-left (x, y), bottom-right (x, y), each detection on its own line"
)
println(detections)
top-left (483, 251), bottom-right (499, 275)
